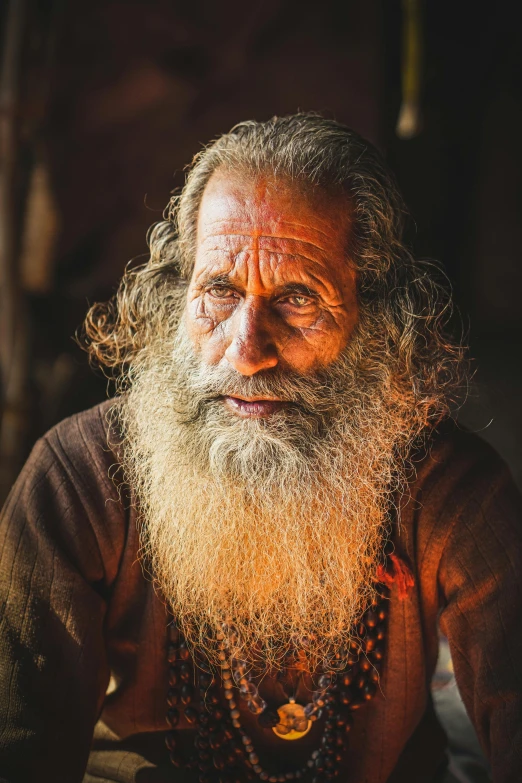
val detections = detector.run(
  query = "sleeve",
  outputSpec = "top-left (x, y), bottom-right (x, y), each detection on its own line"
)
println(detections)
top-left (0, 414), bottom-right (123, 783)
top-left (438, 447), bottom-right (522, 782)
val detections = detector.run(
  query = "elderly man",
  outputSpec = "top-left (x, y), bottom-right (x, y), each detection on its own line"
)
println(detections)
top-left (0, 114), bottom-right (521, 783)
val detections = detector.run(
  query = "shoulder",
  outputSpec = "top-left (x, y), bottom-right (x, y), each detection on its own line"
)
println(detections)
top-left (406, 420), bottom-right (522, 571)
top-left (1, 400), bottom-right (127, 586)
top-left (38, 399), bottom-right (119, 493)
top-left (411, 419), bottom-right (516, 509)
top-left (14, 400), bottom-right (123, 517)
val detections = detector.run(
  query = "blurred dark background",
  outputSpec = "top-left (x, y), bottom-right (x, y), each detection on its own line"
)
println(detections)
top-left (1, 0), bottom-right (521, 503)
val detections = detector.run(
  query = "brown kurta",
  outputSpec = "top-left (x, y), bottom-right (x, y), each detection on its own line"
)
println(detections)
top-left (0, 402), bottom-right (521, 783)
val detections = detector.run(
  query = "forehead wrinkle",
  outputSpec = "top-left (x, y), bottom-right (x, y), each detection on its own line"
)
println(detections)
top-left (257, 235), bottom-right (340, 259)
top-left (200, 232), bottom-right (342, 260)
top-left (195, 252), bottom-right (345, 304)
top-left (202, 214), bottom-right (335, 240)
top-left (197, 227), bottom-right (348, 277)
top-left (257, 252), bottom-right (336, 285)
top-left (198, 245), bottom-right (335, 277)
top-left (193, 250), bottom-right (267, 293)
top-left (270, 219), bottom-right (333, 240)
top-left (199, 216), bottom-right (343, 250)
top-left (258, 243), bottom-right (337, 269)
top-left (192, 253), bottom-right (239, 284)
top-left (257, 250), bottom-right (350, 299)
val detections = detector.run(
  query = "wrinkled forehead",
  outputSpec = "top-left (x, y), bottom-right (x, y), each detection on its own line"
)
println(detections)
top-left (196, 168), bottom-right (353, 254)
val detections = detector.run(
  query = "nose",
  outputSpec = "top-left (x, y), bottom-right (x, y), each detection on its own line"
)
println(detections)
top-left (224, 296), bottom-right (278, 376)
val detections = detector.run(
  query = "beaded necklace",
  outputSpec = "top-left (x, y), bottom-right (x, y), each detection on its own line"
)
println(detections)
top-left (165, 585), bottom-right (389, 783)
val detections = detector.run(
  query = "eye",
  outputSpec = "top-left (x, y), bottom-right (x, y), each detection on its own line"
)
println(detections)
top-left (286, 294), bottom-right (314, 307)
top-left (208, 286), bottom-right (238, 299)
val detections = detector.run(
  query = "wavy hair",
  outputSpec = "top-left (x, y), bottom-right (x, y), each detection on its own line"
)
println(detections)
top-left (82, 113), bottom-right (466, 425)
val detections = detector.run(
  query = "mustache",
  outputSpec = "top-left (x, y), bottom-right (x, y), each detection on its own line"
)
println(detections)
top-left (172, 352), bottom-right (351, 422)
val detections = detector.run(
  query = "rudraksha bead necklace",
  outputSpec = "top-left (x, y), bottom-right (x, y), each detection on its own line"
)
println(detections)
top-left (165, 588), bottom-right (388, 783)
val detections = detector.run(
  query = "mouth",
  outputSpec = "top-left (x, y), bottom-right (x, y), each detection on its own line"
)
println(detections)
top-left (222, 395), bottom-right (287, 418)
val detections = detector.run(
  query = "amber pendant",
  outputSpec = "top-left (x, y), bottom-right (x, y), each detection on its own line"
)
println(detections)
top-left (272, 699), bottom-right (312, 740)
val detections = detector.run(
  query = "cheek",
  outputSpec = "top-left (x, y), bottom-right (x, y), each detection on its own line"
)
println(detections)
top-left (319, 332), bottom-right (350, 365)
top-left (184, 299), bottom-right (229, 364)
top-left (287, 310), bottom-right (356, 371)
top-left (282, 333), bottom-right (344, 373)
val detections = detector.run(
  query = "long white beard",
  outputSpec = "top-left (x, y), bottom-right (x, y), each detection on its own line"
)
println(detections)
top-left (116, 312), bottom-right (423, 670)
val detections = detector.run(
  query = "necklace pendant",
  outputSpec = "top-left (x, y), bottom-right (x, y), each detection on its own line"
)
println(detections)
top-left (272, 701), bottom-right (312, 740)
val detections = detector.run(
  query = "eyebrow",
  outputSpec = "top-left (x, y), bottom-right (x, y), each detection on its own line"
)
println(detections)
top-left (275, 282), bottom-right (318, 297)
top-left (200, 273), bottom-right (235, 287)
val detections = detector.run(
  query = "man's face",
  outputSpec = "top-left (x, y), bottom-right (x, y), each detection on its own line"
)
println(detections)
top-left (185, 170), bottom-right (359, 417)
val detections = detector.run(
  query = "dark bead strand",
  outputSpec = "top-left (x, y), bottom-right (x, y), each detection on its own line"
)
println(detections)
top-left (165, 621), bottom-right (199, 770)
top-left (166, 587), bottom-right (388, 781)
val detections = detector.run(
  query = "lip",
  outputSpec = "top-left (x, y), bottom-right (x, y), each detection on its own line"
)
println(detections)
top-left (223, 395), bottom-right (286, 418)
